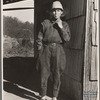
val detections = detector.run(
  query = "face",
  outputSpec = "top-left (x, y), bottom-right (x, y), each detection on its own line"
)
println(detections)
top-left (51, 9), bottom-right (63, 20)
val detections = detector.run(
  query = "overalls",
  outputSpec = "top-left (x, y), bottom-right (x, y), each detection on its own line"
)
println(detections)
top-left (37, 19), bottom-right (71, 97)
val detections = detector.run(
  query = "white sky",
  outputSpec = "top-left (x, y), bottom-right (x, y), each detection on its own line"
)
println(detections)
top-left (3, 0), bottom-right (34, 23)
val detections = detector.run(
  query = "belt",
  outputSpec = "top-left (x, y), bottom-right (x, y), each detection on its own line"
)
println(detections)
top-left (43, 42), bottom-right (63, 46)
top-left (50, 43), bottom-right (57, 46)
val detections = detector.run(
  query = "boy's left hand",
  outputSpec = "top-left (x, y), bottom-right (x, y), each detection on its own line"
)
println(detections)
top-left (56, 19), bottom-right (63, 28)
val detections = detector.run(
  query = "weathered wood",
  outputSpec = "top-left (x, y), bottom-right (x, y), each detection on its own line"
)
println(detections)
top-left (93, 0), bottom-right (98, 10)
top-left (90, 46), bottom-right (97, 80)
top-left (61, 75), bottom-right (82, 100)
top-left (92, 10), bottom-right (98, 46)
top-left (67, 16), bottom-right (85, 49)
top-left (64, 49), bottom-right (84, 82)
top-left (83, 0), bottom-right (98, 100)
top-left (64, 0), bottom-right (85, 19)
top-left (70, 0), bottom-right (84, 17)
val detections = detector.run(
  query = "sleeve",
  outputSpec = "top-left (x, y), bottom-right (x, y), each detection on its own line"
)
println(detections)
top-left (59, 22), bottom-right (71, 42)
top-left (36, 25), bottom-right (43, 50)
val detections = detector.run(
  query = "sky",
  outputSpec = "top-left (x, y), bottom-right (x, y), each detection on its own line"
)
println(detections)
top-left (3, 0), bottom-right (34, 23)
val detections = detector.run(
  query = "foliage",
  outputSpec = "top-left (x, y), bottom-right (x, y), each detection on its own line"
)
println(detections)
top-left (3, 16), bottom-right (34, 39)
top-left (3, 16), bottom-right (34, 58)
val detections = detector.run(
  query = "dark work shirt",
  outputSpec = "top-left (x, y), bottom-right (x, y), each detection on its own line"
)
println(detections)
top-left (37, 19), bottom-right (71, 49)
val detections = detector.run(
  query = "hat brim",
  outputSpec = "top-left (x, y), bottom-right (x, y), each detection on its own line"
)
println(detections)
top-left (50, 8), bottom-right (63, 12)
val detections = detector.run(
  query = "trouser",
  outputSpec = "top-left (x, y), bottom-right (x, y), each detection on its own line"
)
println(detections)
top-left (39, 43), bottom-right (66, 97)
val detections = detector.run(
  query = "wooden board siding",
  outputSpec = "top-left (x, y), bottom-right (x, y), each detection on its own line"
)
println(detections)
top-left (60, 0), bottom-right (86, 100)
top-left (67, 16), bottom-right (85, 49)
top-left (90, 47), bottom-right (97, 80)
top-left (61, 49), bottom-right (84, 100)
top-left (61, 75), bottom-right (82, 100)
top-left (65, 0), bottom-right (85, 19)
top-left (64, 49), bottom-right (84, 82)
top-left (90, 0), bottom-right (98, 81)
top-left (92, 11), bottom-right (98, 46)
top-left (83, 0), bottom-right (98, 100)
top-left (70, 0), bottom-right (85, 18)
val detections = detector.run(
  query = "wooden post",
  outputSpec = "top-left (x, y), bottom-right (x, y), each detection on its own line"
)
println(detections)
top-left (83, 0), bottom-right (98, 100)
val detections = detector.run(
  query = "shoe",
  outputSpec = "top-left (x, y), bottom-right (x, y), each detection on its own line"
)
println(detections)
top-left (52, 97), bottom-right (57, 100)
top-left (40, 96), bottom-right (46, 100)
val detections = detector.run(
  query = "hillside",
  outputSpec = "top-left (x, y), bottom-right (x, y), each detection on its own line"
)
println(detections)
top-left (3, 16), bottom-right (34, 58)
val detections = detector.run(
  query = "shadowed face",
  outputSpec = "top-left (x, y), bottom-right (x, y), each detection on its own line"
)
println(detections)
top-left (51, 8), bottom-right (63, 20)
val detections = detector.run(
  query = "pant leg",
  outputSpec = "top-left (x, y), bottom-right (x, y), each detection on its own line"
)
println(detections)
top-left (40, 69), bottom-right (50, 97)
top-left (52, 44), bottom-right (66, 97)
top-left (39, 46), bottom-right (51, 96)
top-left (53, 70), bottom-right (61, 97)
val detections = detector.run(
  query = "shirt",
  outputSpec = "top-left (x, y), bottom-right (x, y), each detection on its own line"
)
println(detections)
top-left (37, 19), bottom-right (71, 49)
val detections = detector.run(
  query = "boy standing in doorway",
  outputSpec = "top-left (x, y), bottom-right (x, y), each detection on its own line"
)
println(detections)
top-left (37, 1), bottom-right (71, 100)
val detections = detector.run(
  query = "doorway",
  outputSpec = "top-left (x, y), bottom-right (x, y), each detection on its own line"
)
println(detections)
top-left (34, 0), bottom-right (86, 100)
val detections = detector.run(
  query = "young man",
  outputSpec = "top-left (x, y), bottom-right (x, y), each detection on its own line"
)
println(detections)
top-left (37, 1), bottom-right (71, 100)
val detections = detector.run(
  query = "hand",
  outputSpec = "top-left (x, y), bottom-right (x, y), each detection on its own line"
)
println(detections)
top-left (37, 42), bottom-right (42, 50)
top-left (56, 19), bottom-right (63, 28)
top-left (38, 46), bottom-right (42, 50)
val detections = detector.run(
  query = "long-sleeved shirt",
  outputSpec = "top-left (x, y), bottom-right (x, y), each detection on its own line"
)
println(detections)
top-left (37, 19), bottom-right (71, 50)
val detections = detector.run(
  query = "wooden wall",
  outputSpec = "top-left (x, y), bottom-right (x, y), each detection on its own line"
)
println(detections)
top-left (60, 0), bottom-right (86, 100)
top-left (83, 0), bottom-right (98, 100)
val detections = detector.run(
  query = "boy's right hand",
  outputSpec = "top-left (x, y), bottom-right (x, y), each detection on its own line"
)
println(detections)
top-left (38, 46), bottom-right (42, 51)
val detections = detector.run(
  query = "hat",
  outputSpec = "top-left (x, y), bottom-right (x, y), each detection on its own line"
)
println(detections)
top-left (52, 1), bottom-right (63, 11)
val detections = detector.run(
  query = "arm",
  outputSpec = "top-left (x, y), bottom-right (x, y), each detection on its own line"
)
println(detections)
top-left (55, 19), bottom-right (71, 42)
top-left (36, 25), bottom-right (43, 50)
top-left (59, 23), bottom-right (71, 42)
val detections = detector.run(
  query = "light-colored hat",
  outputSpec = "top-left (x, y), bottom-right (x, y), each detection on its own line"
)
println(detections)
top-left (52, 1), bottom-right (63, 10)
